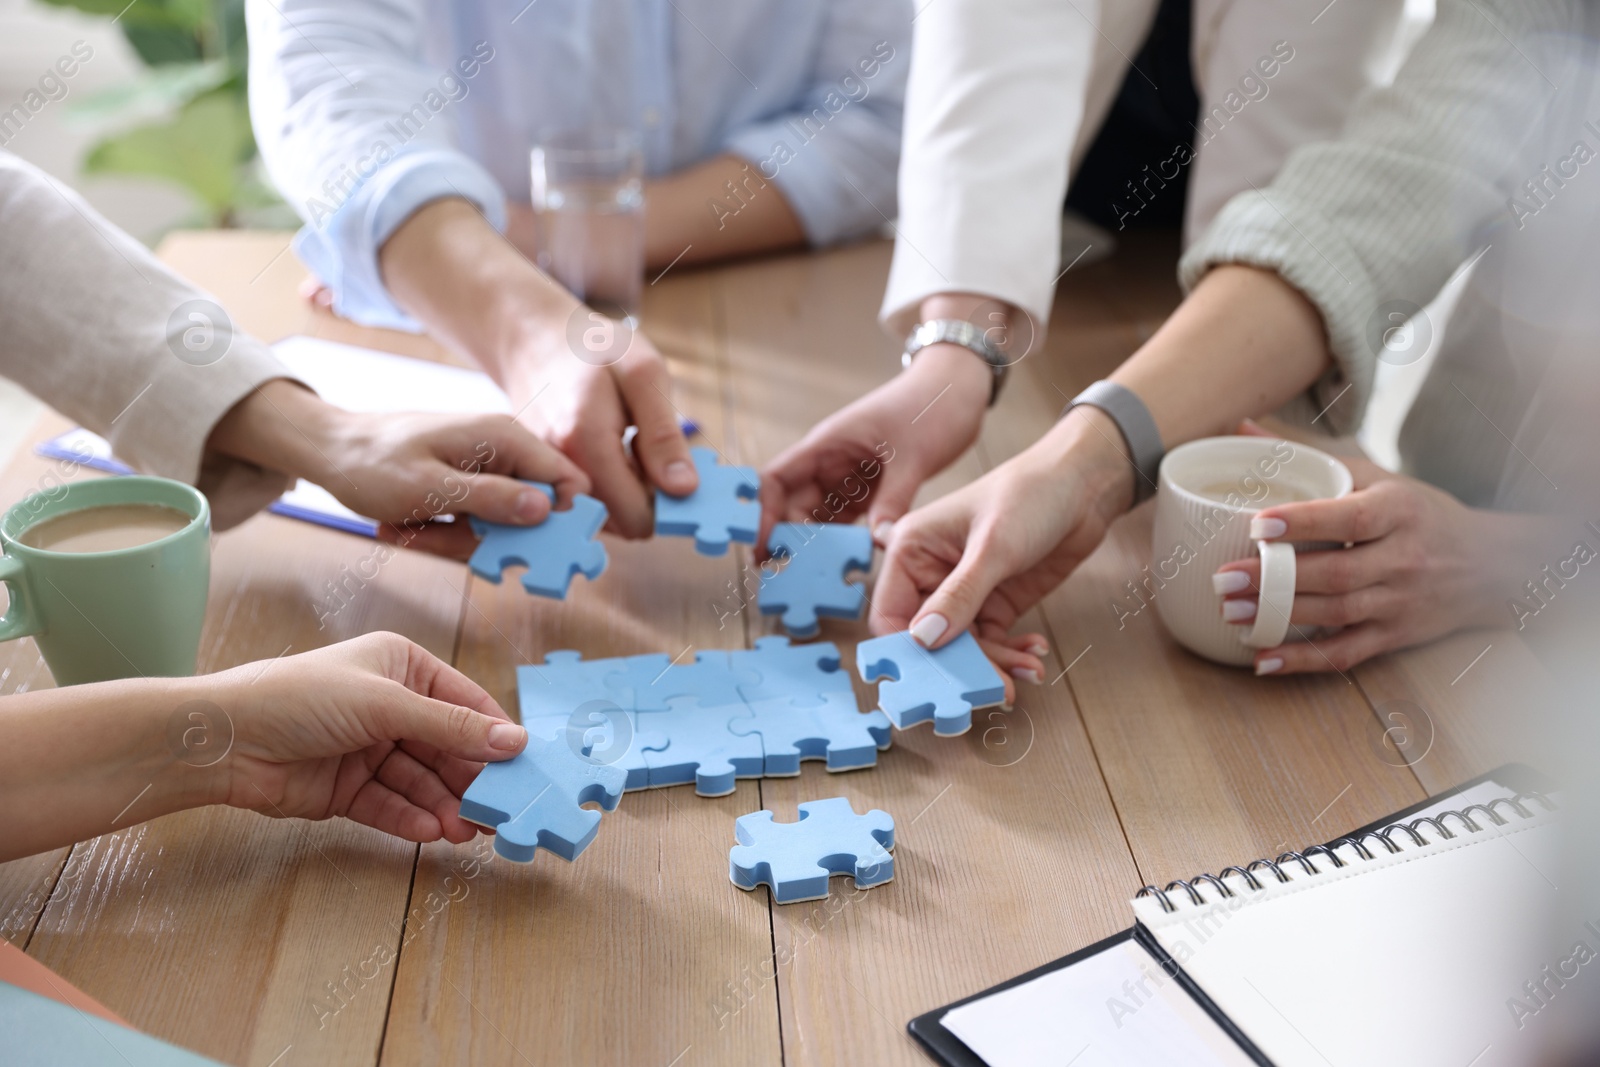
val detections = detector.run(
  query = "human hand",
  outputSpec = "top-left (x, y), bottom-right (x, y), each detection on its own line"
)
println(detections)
top-left (319, 408), bottom-right (592, 558)
top-left (209, 633), bottom-right (526, 843)
top-left (513, 325), bottom-right (698, 539)
top-left (208, 380), bottom-right (593, 558)
top-left (761, 343), bottom-right (991, 553)
top-left (1214, 455), bottom-right (1517, 675)
top-left (873, 407), bottom-right (1135, 689)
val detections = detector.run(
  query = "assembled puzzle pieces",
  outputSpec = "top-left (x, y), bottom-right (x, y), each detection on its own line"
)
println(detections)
top-left (759, 523), bottom-right (873, 638)
top-left (731, 692), bottom-right (891, 775)
top-left (643, 696), bottom-right (764, 796)
top-left (729, 797), bottom-right (895, 904)
top-left (730, 636), bottom-right (853, 704)
top-left (654, 446), bottom-right (759, 556)
top-left (855, 630), bottom-right (1006, 737)
top-left (459, 735), bottom-right (627, 863)
top-left (469, 482), bottom-right (608, 599)
top-left (522, 703), bottom-right (670, 792)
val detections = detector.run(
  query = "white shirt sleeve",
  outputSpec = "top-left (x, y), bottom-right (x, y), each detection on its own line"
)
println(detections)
top-left (247, 0), bottom-right (507, 331)
top-left (1179, 0), bottom-right (1588, 436)
top-left (880, 0), bottom-right (1157, 338)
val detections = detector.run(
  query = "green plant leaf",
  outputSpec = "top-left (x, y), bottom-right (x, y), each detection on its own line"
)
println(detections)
top-left (67, 59), bottom-right (230, 127)
top-left (82, 90), bottom-right (253, 220)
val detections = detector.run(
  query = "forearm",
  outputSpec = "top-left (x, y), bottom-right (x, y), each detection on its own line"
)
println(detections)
top-left (378, 198), bottom-right (576, 403)
top-left (1112, 265), bottom-right (1330, 446)
top-left (644, 154), bottom-right (805, 269)
top-left (0, 678), bottom-right (225, 861)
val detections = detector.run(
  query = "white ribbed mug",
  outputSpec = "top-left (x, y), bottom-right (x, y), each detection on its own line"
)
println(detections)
top-left (1152, 436), bottom-right (1353, 667)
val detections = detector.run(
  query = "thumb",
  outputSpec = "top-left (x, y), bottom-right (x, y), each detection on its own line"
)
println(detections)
top-left (908, 546), bottom-right (1006, 651)
top-left (866, 462), bottom-right (922, 547)
top-left (378, 690), bottom-right (528, 763)
top-left (464, 475), bottom-right (554, 526)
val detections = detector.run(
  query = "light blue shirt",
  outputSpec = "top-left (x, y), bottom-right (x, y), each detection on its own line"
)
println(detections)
top-left (248, 0), bottom-right (910, 330)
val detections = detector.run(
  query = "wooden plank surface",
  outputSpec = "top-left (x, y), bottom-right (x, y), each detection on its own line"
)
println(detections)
top-left (0, 229), bottom-right (1546, 1066)
top-left (378, 271), bottom-right (787, 1067)
top-left (718, 243), bottom-right (1144, 1066)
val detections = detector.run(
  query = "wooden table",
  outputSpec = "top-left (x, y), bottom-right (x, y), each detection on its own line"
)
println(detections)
top-left (0, 232), bottom-right (1545, 1066)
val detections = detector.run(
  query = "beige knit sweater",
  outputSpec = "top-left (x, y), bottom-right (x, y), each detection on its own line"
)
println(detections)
top-left (1179, 0), bottom-right (1594, 508)
top-left (0, 152), bottom-right (297, 529)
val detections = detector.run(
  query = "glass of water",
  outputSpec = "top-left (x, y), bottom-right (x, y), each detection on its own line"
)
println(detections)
top-left (531, 129), bottom-right (645, 331)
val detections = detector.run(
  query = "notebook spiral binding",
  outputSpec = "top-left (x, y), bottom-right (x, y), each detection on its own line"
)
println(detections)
top-left (1135, 790), bottom-right (1557, 914)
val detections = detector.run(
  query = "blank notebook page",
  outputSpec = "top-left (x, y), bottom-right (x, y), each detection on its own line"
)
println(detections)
top-left (1133, 803), bottom-right (1560, 1067)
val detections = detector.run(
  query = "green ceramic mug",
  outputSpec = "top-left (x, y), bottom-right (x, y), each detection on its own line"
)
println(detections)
top-left (0, 476), bottom-right (211, 685)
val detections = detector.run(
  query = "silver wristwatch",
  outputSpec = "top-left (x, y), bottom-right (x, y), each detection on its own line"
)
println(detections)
top-left (902, 319), bottom-right (1009, 405)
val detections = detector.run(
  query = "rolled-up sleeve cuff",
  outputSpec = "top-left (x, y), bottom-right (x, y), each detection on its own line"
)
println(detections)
top-left (110, 335), bottom-right (307, 531)
top-left (723, 122), bottom-right (884, 248)
top-left (1179, 191), bottom-right (1379, 437)
top-left (293, 149), bottom-right (508, 333)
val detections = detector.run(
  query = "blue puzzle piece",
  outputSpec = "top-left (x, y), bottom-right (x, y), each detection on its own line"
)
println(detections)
top-left (522, 703), bottom-right (670, 792)
top-left (460, 735), bottom-right (627, 863)
top-left (641, 696), bottom-right (764, 796)
top-left (855, 630), bottom-right (1006, 737)
top-left (729, 796), bottom-right (895, 904)
top-left (517, 649), bottom-right (633, 717)
top-left (730, 692), bottom-right (892, 776)
top-left (627, 649), bottom-right (748, 712)
top-left (759, 523), bottom-right (873, 638)
top-left (469, 483), bottom-right (608, 598)
top-left (730, 636), bottom-right (853, 703)
top-left (654, 446), bottom-right (759, 556)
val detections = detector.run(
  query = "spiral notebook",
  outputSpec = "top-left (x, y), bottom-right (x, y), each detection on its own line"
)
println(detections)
top-left (912, 766), bottom-right (1561, 1067)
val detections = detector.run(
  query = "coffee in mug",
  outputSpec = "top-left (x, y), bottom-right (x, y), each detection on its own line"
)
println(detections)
top-left (1151, 437), bottom-right (1353, 667)
top-left (20, 503), bottom-right (194, 553)
top-left (0, 476), bottom-right (211, 685)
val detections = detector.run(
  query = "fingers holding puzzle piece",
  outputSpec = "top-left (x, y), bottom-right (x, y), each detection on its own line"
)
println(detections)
top-left (654, 446), bottom-right (759, 556)
top-left (469, 481), bottom-right (608, 599)
top-left (856, 630), bottom-right (1006, 737)
top-left (459, 735), bottom-right (627, 863)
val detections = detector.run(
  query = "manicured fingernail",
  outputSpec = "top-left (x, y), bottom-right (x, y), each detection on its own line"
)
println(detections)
top-left (1222, 599), bottom-right (1257, 623)
top-left (1212, 571), bottom-right (1251, 595)
top-left (1013, 668), bottom-right (1041, 685)
top-left (910, 613), bottom-right (948, 647)
top-left (515, 488), bottom-right (547, 521)
top-left (1255, 657), bottom-right (1284, 676)
top-left (872, 520), bottom-right (894, 545)
top-left (1028, 642), bottom-right (1049, 657)
top-left (1250, 517), bottom-right (1287, 540)
top-left (488, 723), bottom-right (527, 751)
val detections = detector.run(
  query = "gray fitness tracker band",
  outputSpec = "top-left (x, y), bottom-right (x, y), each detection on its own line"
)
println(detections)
top-left (902, 319), bottom-right (1009, 405)
top-left (1064, 380), bottom-right (1164, 505)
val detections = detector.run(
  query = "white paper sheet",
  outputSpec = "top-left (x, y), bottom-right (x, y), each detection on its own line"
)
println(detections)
top-left (1134, 782), bottom-right (1561, 1067)
top-left (940, 938), bottom-right (1256, 1067)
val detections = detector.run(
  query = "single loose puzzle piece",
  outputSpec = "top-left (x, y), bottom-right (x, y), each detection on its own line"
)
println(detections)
top-left (642, 696), bottom-right (764, 796)
top-left (855, 630), bottom-right (1006, 737)
top-left (729, 797), bottom-right (895, 904)
top-left (469, 482), bottom-right (608, 599)
top-left (730, 636), bottom-right (853, 704)
top-left (654, 446), bottom-right (759, 556)
top-left (459, 735), bottom-right (627, 863)
top-left (730, 692), bottom-right (892, 776)
top-left (759, 523), bottom-right (873, 638)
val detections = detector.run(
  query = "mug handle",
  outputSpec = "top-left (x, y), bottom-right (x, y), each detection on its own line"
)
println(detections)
top-left (1244, 540), bottom-right (1295, 650)
top-left (0, 554), bottom-right (40, 642)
